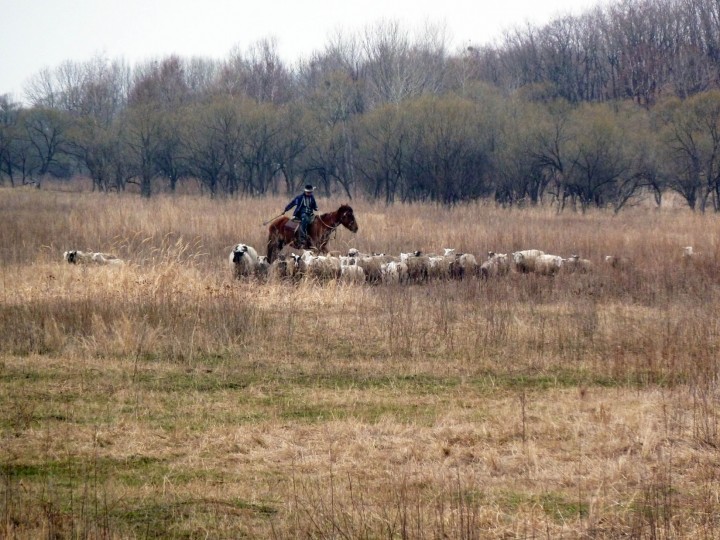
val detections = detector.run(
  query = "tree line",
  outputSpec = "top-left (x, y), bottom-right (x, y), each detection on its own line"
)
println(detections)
top-left (2, 0), bottom-right (720, 211)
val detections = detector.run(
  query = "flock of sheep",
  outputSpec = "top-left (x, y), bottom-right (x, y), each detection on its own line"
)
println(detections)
top-left (62, 244), bottom-right (701, 285)
top-left (228, 243), bottom-right (607, 284)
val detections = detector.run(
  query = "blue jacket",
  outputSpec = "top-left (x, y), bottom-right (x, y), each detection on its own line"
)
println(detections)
top-left (284, 193), bottom-right (318, 220)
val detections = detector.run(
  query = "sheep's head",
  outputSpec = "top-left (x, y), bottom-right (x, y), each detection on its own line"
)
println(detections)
top-left (64, 250), bottom-right (78, 264)
top-left (512, 252), bottom-right (525, 264)
top-left (232, 244), bottom-right (249, 263)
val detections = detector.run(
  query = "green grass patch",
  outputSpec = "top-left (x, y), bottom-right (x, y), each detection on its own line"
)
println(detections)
top-left (114, 497), bottom-right (278, 538)
top-left (2, 456), bottom-right (168, 490)
top-left (501, 491), bottom-right (589, 521)
top-left (276, 398), bottom-right (438, 424)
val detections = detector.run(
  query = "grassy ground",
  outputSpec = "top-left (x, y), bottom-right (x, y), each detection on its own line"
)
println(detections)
top-left (1, 186), bottom-right (720, 538)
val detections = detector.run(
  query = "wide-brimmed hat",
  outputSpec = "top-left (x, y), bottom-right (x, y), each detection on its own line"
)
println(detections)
top-left (304, 184), bottom-right (314, 193)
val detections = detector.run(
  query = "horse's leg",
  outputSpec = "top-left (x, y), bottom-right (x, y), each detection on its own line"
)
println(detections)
top-left (308, 221), bottom-right (320, 252)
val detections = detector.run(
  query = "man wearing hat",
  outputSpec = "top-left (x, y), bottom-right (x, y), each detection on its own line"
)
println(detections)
top-left (283, 184), bottom-right (318, 247)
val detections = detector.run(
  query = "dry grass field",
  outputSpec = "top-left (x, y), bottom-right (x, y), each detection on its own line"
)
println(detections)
top-left (1, 186), bottom-right (720, 538)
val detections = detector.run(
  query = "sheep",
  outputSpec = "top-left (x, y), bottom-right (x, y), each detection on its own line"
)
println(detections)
top-left (681, 246), bottom-right (704, 262)
top-left (400, 250), bottom-right (422, 261)
top-left (450, 252), bottom-right (479, 279)
top-left (402, 252), bottom-right (430, 282)
top-left (604, 255), bottom-right (632, 270)
top-left (229, 243), bottom-right (259, 278)
top-left (427, 254), bottom-right (453, 280)
top-left (534, 254), bottom-right (564, 276)
top-left (355, 255), bottom-right (387, 284)
top-left (304, 254), bottom-right (342, 281)
top-left (283, 251), bottom-right (311, 279)
top-left (562, 254), bottom-right (592, 273)
top-left (290, 252), bottom-right (305, 278)
top-left (92, 252), bottom-right (124, 266)
top-left (512, 249), bottom-right (545, 273)
top-left (381, 260), bottom-right (409, 284)
top-left (255, 255), bottom-right (270, 280)
top-left (480, 252), bottom-right (510, 279)
top-left (64, 250), bottom-right (124, 265)
top-left (268, 254), bottom-right (295, 281)
top-left (340, 260), bottom-right (366, 284)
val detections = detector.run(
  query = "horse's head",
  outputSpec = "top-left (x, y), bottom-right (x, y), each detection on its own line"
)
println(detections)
top-left (338, 205), bottom-right (359, 233)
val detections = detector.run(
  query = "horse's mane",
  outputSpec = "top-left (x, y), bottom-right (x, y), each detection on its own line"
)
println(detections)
top-left (320, 204), bottom-right (353, 220)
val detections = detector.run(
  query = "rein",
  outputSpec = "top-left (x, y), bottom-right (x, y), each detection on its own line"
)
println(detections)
top-left (316, 212), bottom-right (339, 231)
top-left (316, 212), bottom-right (339, 243)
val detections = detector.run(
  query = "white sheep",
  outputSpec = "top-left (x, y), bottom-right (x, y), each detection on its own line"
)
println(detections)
top-left (381, 260), bottom-right (409, 284)
top-left (512, 249), bottom-right (546, 273)
top-left (340, 260), bottom-right (366, 284)
top-left (356, 255), bottom-right (387, 284)
top-left (92, 252), bottom-right (124, 266)
top-left (682, 246), bottom-right (705, 261)
top-left (229, 243), bottom-right (259, 278)
top-left (450, 252), bottom-right (479, 279)
top-left (399, 250), bottom-right (422, 261)
top-left (64, 250), bottom-right (124, 266)
top-left (427, 254), bottom-right (453, 280)
top-left (480, 252), bottom-right (510, 279)
top-left (562, 254), bottom-right (592, 273)
top-left (255, 255), bottom-right (270, 279)
top-left (304, 254), bottom-right (342, 281)
top-left (290, 252), bottom-right (305, 278)
top-left (268, 254), bottom-right (295, 281)
top-left (402, 252), bottom-right (430, 282)
top-left (534, 254), bottom-right (564, 275)
top-left (604, 255), bottom-right (632, 270)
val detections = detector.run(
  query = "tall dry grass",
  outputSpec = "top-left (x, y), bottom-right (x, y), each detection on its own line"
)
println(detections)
top-left (1, 186), bottom-right (720, 538)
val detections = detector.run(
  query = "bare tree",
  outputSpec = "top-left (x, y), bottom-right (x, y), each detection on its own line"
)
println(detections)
top-left (217, 39), bottom-right (294, 103)
top-left (22, 107), bottom-right (71, 184)
top-left (361, 20), bottom-right (449, 107)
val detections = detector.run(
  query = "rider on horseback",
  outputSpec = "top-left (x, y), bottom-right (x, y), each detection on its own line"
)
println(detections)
top-left (284, 184), bottom-right (318, 247)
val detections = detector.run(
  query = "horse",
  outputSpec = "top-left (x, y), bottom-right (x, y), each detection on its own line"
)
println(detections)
top-left (266, 204), bottom-right (359, 263)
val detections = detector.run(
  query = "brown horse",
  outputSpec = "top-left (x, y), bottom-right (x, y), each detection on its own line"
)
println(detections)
top-left (266, 204), bottom-right (359, 263)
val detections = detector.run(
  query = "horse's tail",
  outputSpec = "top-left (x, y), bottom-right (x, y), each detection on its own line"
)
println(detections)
top-left (267, 220), bottom-right (285, 263)
top-left (267, 230), bottom-right (277, 263)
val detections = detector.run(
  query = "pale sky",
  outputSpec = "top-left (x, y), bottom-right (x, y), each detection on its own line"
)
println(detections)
top-left (0, 0), bottom-right (603, 102)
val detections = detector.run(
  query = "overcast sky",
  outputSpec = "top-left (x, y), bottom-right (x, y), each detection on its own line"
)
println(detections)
top-left (1, 0), bottom-right (604, 101)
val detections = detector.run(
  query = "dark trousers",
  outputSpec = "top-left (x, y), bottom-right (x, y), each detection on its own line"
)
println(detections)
top-left (300, 213), bottom-right (312, 241)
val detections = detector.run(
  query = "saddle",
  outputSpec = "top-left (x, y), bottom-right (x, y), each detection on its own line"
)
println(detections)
top-left (283, 219), bottom-right (300, 235)
top-left (284, 216), bottom-right (314, 249)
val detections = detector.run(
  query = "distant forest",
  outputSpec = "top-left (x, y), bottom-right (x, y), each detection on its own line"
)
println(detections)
top-left (3, 0), bottom-right (720, 211)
